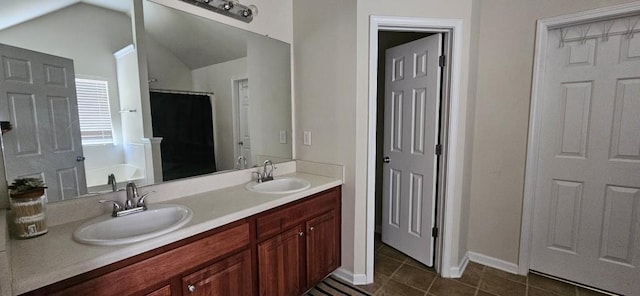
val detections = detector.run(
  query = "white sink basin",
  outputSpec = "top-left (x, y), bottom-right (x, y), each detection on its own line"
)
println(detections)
top-left (245, 177), bottom-right (311, 194)
top-left (73, 204), bottom-right (193, 246)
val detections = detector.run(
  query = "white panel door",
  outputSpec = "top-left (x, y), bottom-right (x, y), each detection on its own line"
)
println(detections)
top-left (0, 43), bottom-right (87, 202)
top-left (236, 78), bottom-right (252, 166)
top-left (382, 34), bottom-right (442, 266)
top-left (531, 26), bottom-right (640, 295)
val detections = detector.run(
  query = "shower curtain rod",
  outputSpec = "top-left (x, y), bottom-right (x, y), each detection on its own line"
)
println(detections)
top-left (150, 88), bottom-right (214, 96)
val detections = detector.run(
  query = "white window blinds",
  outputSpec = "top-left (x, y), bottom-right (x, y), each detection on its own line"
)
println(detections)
top-left (75, 78), bottom-right (114, 145)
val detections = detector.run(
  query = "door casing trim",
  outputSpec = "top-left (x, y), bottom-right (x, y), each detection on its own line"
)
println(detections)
top-left (519, 1), bottom-right (640, 276)
top-left (367, 15), bottom-right (464, 282)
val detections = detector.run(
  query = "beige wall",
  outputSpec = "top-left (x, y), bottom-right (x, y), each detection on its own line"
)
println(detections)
top-left (460, 0), bottom-right (482, 263)
top-left (467, 0), bottom-right (638, 264)
top-left (293, 0), bottom-right (359, 273)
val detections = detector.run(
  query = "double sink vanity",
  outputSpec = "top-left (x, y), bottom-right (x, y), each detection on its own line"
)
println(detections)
top-left (0, 161), bottom-right (343, 295)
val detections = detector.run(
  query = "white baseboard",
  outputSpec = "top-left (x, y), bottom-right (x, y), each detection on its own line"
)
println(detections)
top-left (448, 252), bottom-right (469, 278)
top-left (332, 268), bottom-right (368, 285)
top-left (468, 251), bottom-right (519, 274)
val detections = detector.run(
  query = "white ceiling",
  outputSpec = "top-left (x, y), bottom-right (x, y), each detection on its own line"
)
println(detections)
top-left (143, 1), bottom-right (247, 69)
top-left (0, 0), bottom-right (249, 69)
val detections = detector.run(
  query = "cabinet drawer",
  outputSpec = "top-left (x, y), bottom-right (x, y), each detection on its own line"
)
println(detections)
top-left (256, 188), bottom-right (339, 241)
top-left (182, 250), bottom-right (252, 296)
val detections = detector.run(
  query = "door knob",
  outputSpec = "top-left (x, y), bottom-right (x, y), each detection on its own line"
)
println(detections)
top-left (76, 156), bottom-right (86, 162)
top-left (383, 156), bottom-right (390, 163)
top-left (187, 284), bottom-right (196, 293)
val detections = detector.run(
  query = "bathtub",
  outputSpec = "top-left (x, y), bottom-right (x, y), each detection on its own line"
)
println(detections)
top-left (85, 164), bottom-right (145, 193)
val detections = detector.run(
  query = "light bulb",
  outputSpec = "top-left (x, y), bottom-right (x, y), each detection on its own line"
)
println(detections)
top-left (248, 5), bottom-right (258, 16)
top-left (223, 1), bottom-right (234, 10)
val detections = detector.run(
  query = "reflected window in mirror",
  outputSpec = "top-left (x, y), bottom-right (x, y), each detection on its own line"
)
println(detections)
top-left (76, 78), bottom-right (115, 145)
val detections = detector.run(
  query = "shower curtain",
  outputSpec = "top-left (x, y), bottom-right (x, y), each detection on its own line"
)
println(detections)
top-left (150, 91), bottom-right (216, 181)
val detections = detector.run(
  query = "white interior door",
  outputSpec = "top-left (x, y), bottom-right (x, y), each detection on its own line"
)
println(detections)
top-left (530, 20), bottom-right (640, 295)
top-left (0, 43), bottom-right (87, 202)
top-left (381, 34), bottom-right (442, 266)
top-left (235, 78), bottom-right (252, 166)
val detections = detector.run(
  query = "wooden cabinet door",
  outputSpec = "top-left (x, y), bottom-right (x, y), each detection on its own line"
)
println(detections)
top-left (258, 225), bottom-right (304, 296)
top-left (306, 210), bottom-right (339, 288)
top-left (146, 285), bottom-right (172, 296)
top-left (182, 250), bottom-right (252, 296)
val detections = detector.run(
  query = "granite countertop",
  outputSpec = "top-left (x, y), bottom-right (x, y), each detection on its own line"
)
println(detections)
top-left (9, 172), bottom-right (342, 295)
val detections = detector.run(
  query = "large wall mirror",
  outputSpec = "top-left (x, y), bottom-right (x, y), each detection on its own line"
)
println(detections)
top-left (0, 0), bottom-right (292, 203)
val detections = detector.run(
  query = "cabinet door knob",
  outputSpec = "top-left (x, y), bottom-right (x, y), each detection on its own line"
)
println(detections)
top-left (309, 226), bottom-right (315, 231)
top-left (298, 231), bottom-right (304, 236)
top-left (188, 284), bottom-right (196, 293)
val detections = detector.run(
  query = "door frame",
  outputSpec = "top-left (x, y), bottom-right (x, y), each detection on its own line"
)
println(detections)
top-left (518, 1), bottom-right (640, 276)
top-left (367, 15), bottom-right (464, 282)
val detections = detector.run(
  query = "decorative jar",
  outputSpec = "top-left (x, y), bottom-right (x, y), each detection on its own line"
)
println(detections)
top-left (10, 188), bottom-right (48, 238)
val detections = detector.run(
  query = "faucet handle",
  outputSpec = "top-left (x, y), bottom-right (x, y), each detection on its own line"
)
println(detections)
top-left (136, 191), bottom-right (154, 209)
top-left (100, 199), bottom-right (124, 217)
top-left (268, 165), bottom-right (276, 178)
top-left (252, 171), bottom-right (263, 182)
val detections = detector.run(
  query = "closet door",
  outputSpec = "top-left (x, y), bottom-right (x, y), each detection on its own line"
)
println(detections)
top-left (530, 17), bottom-right (640, 295)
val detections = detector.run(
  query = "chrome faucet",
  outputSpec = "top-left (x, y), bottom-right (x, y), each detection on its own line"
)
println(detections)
top-left (262, 160), bottom-right (275, 181)
top-left (252, 160), bottom-right (276, 183)
top-left (99, 182), bottom-right (153, 217)
top-left (236, 155), bottom-right (247, 169)
top-left (125, 182), bottom-right (139, 210)
top-left (107, 173), bottom-right (117, 192)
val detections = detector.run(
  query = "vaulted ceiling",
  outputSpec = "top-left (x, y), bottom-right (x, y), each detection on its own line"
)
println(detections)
top-left (0, 0), bottom-right (249, 69)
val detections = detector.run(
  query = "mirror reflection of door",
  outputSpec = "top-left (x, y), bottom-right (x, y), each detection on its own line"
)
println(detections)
top-left (234, 78), bottom-right (252, 166)
top-left (0, 43), bottom-right (87, 202)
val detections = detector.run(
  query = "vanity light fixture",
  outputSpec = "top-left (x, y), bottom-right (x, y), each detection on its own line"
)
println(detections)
top-left (180, 0), bottom-right (258, 23)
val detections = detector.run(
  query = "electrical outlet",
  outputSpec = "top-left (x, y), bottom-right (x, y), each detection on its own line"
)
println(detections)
top-left (303, 131), bottom-right (312, 146)
top-left (279, 130), bottom-right (287, 144)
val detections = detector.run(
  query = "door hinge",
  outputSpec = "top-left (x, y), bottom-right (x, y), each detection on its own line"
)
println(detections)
top-left (435, 144), bottom-right (442, 156)
top-left (439, 55), bottom-right (445, 67)
top-left (432, 227), bottom-right (439, 238)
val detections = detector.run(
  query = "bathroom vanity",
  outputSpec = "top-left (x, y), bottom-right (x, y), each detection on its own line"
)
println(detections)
top-left (3, 163), bottom-right (343, 296)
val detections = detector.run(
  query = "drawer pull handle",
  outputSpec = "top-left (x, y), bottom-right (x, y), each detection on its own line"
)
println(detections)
top-left (188, 284), bottom-right (196, 293)
top-left (298, 231), bottom-right (304, 237)
top-left (310, 226), bottom-right (315, 231)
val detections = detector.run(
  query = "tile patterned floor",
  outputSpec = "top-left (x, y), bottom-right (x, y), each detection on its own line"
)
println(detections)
top-left (356, 237), bottom-right (612, 296)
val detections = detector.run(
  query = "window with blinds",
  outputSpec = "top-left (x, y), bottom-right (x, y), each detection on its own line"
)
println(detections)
top-left (75, 78), bottom-right (114, 145)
